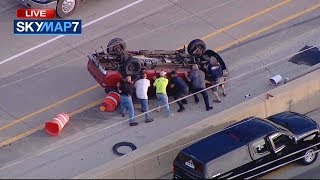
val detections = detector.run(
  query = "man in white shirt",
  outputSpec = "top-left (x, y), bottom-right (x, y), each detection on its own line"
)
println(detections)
top-left (134, 73), bottom-right (154, 123)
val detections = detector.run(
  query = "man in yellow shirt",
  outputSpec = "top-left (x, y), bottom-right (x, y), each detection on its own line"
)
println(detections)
top-left (153, 71), bottom-right (173, 117)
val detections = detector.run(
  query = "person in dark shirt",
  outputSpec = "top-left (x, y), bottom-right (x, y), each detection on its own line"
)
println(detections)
top-left (204, 49), bottom-right (228, 81)
top-left (207, 57), bottom-right (227, 103)
top-left (116, 76), bottom-right (138, 126)
top-left (170, 70), bottom-right (189, 112)
top-left (185, 64), bottom-right (213, 111)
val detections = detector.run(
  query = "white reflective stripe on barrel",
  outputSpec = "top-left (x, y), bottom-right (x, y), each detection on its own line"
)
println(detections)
top-left (110, 91), bottom-right (120, 97)
top-left (57, 114), bottom-right (68, 124)
top-left (106, 96), bottom-right (118, 105)
top-left (54, 117), bottom-right (65, 128)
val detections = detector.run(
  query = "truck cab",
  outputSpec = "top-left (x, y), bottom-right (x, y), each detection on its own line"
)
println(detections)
top-left (173, 111), bottom-right (320, 179)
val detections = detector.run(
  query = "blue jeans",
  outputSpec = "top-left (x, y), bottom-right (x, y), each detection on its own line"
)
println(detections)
top-left (156, 94), bottom-right (170, 116)
top-left (120, 95), bottom-right (135, 123)
top-left (140, 99), bottom-right (151, 120)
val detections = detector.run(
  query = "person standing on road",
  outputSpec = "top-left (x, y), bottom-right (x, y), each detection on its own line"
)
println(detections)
top-left (208, 57), bottom-right (227, 103)
top-left (134, 73), bottom-right (154, 123)
top-left (204, 49), bottom-right (228, 81)
top-left (116, 76), bottom-right (138, 126)
top-left (185, 64), bottom-right (213, 111)
top-left (153, 71), bottom-right (173, 117)
top-left (170, 70), bottom-right (189, 112)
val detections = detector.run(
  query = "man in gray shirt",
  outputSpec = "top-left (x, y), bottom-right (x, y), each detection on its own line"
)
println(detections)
top-left (185, 64), bottom-right (213, 111)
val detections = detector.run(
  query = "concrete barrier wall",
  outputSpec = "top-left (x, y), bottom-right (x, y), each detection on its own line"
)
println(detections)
top-left (76, 154), bottom-right (135, 179)
top-left (259, 69), bottom-right (320, 116)
top-left (75, 69), bottom-right (320, 179)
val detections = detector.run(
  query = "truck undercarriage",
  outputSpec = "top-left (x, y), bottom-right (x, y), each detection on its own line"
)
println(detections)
top-left (87, 38), bottom-right (225, 77)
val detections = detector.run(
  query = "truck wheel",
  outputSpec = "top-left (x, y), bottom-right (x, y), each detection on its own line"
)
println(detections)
top-left (300, 147), bottom-right (318, 165)
top-left (112, 142), bottom-right (137, 156)
top-left (204, 49), bottom-right (227, 70)
top-left (56, 0), bottom-right (79, 18)
top-left (121, 58), bottom-right (141, 76)
top-left (107, 38), bottom-right (127, 54)
top-left (187, 39), bottom-right (206, 56)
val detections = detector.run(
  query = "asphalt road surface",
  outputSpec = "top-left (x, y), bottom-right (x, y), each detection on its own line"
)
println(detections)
top-left (0, 0), bottom-right (319, 178)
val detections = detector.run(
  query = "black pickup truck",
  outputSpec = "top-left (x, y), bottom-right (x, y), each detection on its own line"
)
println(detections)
top-left (173, 111), bottom-right (320, 179)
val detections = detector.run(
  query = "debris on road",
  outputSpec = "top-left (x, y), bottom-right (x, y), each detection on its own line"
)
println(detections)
top-left (45, 113), bottom-right (70, 136)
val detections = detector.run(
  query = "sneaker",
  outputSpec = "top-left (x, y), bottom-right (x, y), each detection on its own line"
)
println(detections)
top-left (145, 118), bottom-right (154, 123)
top-left (177, 107), bottom-right (185, 112)
top-left (166, 113), bottom-right (174, 118)
top-left (195, 101), bottom-right (200, 104)
top-left (121, 113), bottom-right (125, 117)
top-left (223, 92), bottom-right (227, 96)
top-left (206, 106), bottom-right (213, 111)
top-left (213, 100), bottom-right (221, 103)
top-left (130, 122), bottom-right (139, 126)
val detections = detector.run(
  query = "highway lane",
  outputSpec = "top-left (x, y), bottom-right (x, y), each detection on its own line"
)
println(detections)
top-left (0, 0), bottom-right (177, 140)
top-left (0, 0), bottom-right (319, 178)
top-left (0, 0), bottom-right (142, 67)
top-left (0, 0), bottom-right (302, 145)
top-left (293, 163), bottom-right (320, 179)
top-left (1, 14), bottom-right (320, 180)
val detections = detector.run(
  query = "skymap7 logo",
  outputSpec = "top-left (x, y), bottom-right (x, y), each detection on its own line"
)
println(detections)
top-left (14, 20), bottom-right (82, 35)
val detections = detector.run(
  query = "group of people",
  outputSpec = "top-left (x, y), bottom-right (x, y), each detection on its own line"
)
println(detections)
top-left (116, 55), bottom-right (227, 127)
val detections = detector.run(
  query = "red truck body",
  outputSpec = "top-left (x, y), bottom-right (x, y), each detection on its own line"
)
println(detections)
top-left (87, 59), bottom-right (193, 96)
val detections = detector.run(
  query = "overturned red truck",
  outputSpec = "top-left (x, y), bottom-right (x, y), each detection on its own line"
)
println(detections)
top-left (87, 38), bottom-right (228, 96)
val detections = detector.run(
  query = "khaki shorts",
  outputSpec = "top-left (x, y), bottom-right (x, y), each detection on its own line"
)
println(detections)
top-left (212, 77), bottom-right (224, 92)
top-left (223, 69), bottom-right (229, 77)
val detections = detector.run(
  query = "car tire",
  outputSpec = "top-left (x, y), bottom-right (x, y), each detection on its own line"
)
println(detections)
top-left (187, 39), bottom-right (206, 55)
top-left (121, 57), bottom-right (141, 76)
top-left (107, 38), bottom-right (127, 54)
top-left (112, 142), bottom-right (137, 156)
top-left (300, 146), bottom-right (318, 165)
top-left (56, 0), bottom-right (79, 18)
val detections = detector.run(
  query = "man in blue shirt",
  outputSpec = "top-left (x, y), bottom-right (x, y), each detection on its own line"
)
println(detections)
top-left (207, 58), bottom-right (227, 103)
top-left (170, 70), bottom-right (189, 112)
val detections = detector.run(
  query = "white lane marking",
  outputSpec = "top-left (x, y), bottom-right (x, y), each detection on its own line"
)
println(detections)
top-left (0, 0), bottom-right (144, 65)
top-left (0, 0), bottom-right (236, 88)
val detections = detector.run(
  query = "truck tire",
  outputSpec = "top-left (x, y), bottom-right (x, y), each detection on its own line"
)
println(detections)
top-left (187, 39), bottom-right (206, 56)
top-left (112, 142), bottom-right (137, 156)
top-left (107, 38), bottom-right (127, 54)
top-left (121, 58), bottom-right (141, 76)
top-left (56, 0), bottom-right (79, 18)
top-left (300, 146), bottom-right (318, 165)
top-left (204, 49), bottom-right (227, 71)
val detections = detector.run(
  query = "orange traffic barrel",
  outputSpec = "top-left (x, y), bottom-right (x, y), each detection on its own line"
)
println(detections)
top-left (100, 91), bottom-right (120, 112)
top-left (45, 113), bottom-right (70, 136)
